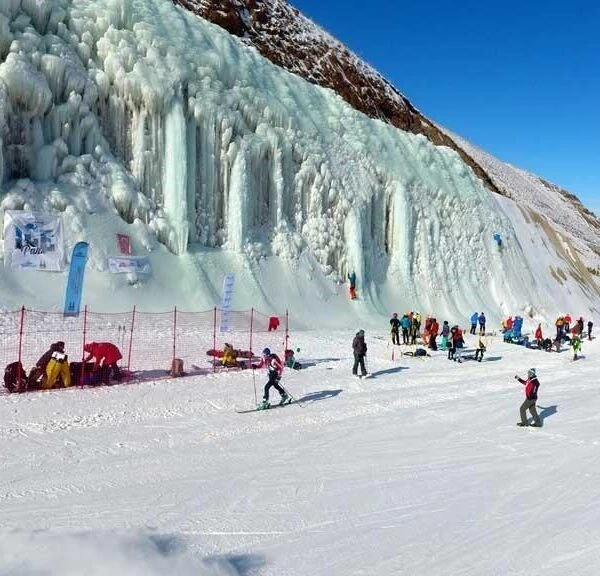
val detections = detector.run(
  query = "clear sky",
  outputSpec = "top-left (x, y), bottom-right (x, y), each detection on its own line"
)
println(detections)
top-left (289, 0), bottom-right (600, 215)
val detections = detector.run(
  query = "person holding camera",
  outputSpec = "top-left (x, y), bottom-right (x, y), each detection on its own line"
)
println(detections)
top-left (515, 368), bottom-right (541, 427)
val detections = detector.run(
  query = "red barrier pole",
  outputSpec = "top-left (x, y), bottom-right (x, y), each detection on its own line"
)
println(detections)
top-left (213, 307), bottom-right (217, 373)
top-left (17, 306), bottom-right (25, 365)
top-left (172, 307), bottom-right (177, 377)
top-left (284, 309), bottom-right (289, 359)
top-left (249, 307), bottom-right (254, 356)
top-left (80, 306), bottom-right (87, 387)
top-left (126, 306), bottom-right (135, 381)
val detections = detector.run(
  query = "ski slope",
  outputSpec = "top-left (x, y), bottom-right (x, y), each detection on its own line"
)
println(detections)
top-left (2, 328), bottom-right (599, 575)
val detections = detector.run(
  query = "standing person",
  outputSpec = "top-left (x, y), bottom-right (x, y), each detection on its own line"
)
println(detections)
top-left (84, 342), bottom-right (123, 384)
top-left (252, 347), bottom-right (287, 409)
top-left (469, 312), bottom-right (478, 335)
top-left (400, 313), bottom-right (411, 345)
top-left (588, 320), bottom-right (594, 341)
top-left (411, 312), bottom-right (422, 345)
top-left (429, 318), bottom-right (439, 351)
top-left (474, 333), bottom-right (487, 362)
top-left (515, 368), bottom-right (542, 427)
top-left (440, 321), bottom-right (450, 350)
top-left (348, 271), bottom-right (357, 300)
top-left (352, 329), bottom-right (368, 378)
top-left (534, 323), bottom-right (543, 348)
top-left (478, 312), bottom-right (486, 334)
top-left (448, 325), bottom-right (458, 361)
top-left (577, 317), bottom-right (584, 335)
top-left (390, 313), bottom-right (400, 345)
top-left (44, 342), bottom-right (71, 389)
top-left (453, 326), bottom-right (465, 363)
top-left (571, 333), bottom-right (583, 361)
top-left (563, 314), bottom-right (572, 334)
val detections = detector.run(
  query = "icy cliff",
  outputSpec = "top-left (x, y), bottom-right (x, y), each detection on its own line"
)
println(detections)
top-left (0, 0), bottom-right (598, 322)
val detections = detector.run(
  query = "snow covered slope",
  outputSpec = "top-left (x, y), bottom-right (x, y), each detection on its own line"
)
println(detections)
top-left (0, 0), bottom-right (598, 326)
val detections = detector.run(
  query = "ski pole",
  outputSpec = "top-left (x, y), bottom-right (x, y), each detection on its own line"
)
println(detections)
top-left (280, 383), bottom-right (305, 408)
top-left (252, 368), bottom-right (258, 405)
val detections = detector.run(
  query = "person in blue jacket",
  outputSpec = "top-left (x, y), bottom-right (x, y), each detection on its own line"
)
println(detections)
top-left (400, 313), bottom-right (411, 345)
top-left (478, 312), bottom-right (486, 334)
top-left (470, 312), bottom-right (478, 335)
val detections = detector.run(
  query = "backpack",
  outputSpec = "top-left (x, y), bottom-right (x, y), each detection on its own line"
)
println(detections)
top-left (415, 348), bottom-right (427, 357)
top-left (4, 361), bottom-right (27, 393)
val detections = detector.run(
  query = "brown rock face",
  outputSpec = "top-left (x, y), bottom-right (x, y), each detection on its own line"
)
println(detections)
top-left (172, 0), bottom-right (501, 194)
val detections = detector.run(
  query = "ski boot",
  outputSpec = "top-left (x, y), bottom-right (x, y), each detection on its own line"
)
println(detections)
top-left (279, 393), bottom-right (291, 406)
top-left (257, 399), bottom-right (271, 410)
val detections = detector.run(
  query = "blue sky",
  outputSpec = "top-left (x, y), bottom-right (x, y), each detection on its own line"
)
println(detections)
top-left (289, 0), bottom-right (600, 215)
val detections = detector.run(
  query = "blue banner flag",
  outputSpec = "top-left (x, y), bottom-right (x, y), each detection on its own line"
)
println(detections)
top-left (63, 241), bottom-right (89, 316)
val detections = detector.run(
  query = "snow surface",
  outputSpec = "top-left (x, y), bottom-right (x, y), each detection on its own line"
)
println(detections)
top-left (2, 328), bottom-right (600, 575)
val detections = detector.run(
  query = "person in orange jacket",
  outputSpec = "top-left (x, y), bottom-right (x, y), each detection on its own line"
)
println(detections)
top-left (84, 342), bottom-right (123, 384)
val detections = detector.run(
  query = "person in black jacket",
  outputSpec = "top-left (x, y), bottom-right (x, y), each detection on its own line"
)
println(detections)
top-left (389, 313), bottom-right (400, 345)
top-left (352, 329), bottom-right (368, 377)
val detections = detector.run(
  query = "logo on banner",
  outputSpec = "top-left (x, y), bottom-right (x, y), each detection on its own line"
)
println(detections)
top-left (220, 273), bottom-right (235, 333)
top-left (64, 242), bottom-right (89, 316)
top-left (3, 210), bottom-right (64, 271)
top-left (107, 257), bottom-right (151, 274)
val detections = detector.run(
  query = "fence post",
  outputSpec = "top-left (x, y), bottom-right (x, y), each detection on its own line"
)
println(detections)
top-left (249, 307), bottom-right (254, 356)
top-left (284, 309), bottom-right (289, 359)
top-left (80, 305), bottom-right (88, 387)
top-left (127, 306), bottom-right (136, 381)
top-left (212, 307), bottom-right (217, 373)
top-left (17, 306), bottom-right (25, 365)
top-left (172, 306), bottom-right (177, 377)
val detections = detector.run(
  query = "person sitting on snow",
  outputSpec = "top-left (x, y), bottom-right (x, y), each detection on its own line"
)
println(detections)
top-left (221, 343), bottom-right (237, 368)
top-left (44, 341), bottom-right (71, 389)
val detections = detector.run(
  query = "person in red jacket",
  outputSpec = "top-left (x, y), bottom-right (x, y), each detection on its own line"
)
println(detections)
top-left (515, 368), bottom-right (542, 427)
top-left (534, 324), bottom-right (543, 348)
top-left (252, 347), bottom-right (288, 409)
top-left (84, 342), bottom-right (123, 384)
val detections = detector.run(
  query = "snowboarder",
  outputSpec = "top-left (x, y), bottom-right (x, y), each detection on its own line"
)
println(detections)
top-left (469, 312), bottom-right (478, 335)
top-left (352, 329), bottom-right (368, 378)
top-left (44, 341), bottom-right (71, 389)
top-left (348, 271), bottom-right (357, 300)
top-left (588, 320), bottom-right (594, 341)
top-left (515, 368), bottom-right (541, 427)
top-left (390, 313), bottom-right (400, 345)
top-left (252, 347), bottom-right (287, 409)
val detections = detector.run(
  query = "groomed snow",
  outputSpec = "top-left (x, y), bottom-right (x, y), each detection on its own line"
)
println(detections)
top-left (1, 328), bottom-right (599, 575)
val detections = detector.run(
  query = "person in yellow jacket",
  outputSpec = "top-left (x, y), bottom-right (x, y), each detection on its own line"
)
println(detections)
top-left (221, 343), bottom-right (237, 368)
top-left (43, 342), bottom-right (71, 389)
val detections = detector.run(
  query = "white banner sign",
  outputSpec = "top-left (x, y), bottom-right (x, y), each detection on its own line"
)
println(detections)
top-left (3, 210), bottom-right (64, 271)
top-left (107, 256), bottom-right (151, 274)
top-left (220, 273), bottom-right (235, 333)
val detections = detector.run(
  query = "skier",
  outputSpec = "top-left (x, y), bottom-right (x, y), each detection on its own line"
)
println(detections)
top-left (390, 313), bottom-right (401, 345)
top-left (469, 312), bottom-right (478, 335)
top-left (348, 271), bottom-right (357, 300)
top-left (478, 312), bottom-right (486, 334)
top-left (252, 347), bottom-right (287, 409)
top-left (515, 368), bottom-right (542, 427)
top-left (352, 329), bottom-right (368, 378)
top-left (588, 320), bottom-right (594, 341)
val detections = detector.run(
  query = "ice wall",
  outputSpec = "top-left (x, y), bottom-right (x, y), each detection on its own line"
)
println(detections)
top-left (0, 0), bottom-right (588, 318)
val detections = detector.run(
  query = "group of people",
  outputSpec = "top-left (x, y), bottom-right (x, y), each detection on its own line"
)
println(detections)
top-left (4, 341), bottom-right (123, 393)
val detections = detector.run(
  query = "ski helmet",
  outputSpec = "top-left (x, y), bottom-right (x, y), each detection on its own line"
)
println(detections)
top-left (262, 347), bottom-right (271, 356)
top-left (528, 368), bottom-right (536, 376)
top-left (393, 312), bottom-right (398, 318)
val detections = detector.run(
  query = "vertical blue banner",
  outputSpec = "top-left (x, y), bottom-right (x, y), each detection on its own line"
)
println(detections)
top-left (63, 241), bottom-right (89, 317)
top-left (219, 273), bottom-right (235, 333)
